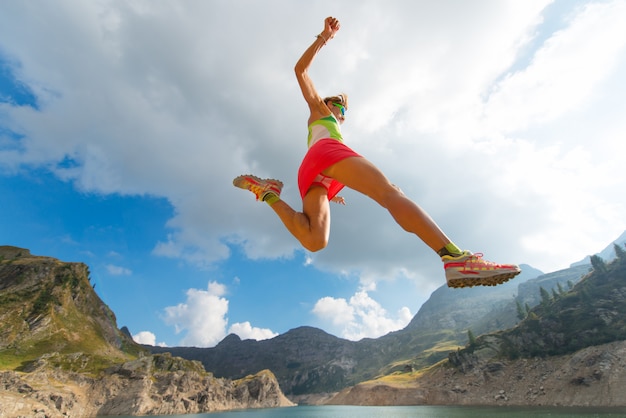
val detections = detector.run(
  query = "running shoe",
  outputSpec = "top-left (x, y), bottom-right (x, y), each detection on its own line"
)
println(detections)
top-left (443, 251), bottom-right (521, 288)
top-left (233, 174), bottom-right (283, 201)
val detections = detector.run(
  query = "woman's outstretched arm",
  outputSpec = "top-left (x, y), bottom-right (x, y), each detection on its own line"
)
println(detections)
top-left (295, 17), bottom-right (341, 125)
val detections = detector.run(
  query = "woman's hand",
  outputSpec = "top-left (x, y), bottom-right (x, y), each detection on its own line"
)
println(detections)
top-left (331, 196), bottom-right (346, 205)
top-left (323, 16), bottom-right (340, 40)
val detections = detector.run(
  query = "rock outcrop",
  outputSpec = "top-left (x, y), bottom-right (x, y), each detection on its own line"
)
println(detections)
top-left (328, 247), bottom-right (626, 407)
top-left (326, 340), bottom-right (626, 407)
top-left (0, 247), bottom-right (294, 417)
top-left (150, 265), bottom-right (563, 397)
top-left (0, 355), bottom-right (294, 417)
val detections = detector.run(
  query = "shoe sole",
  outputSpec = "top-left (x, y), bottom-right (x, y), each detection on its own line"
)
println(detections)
top-left (446, 270), bottom-right (520, 289)
top-left (233, 174), bottom-right (283, 193)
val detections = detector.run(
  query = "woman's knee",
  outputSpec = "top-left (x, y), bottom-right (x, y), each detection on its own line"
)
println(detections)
top-left (302, 235), bottom-right (328, 252)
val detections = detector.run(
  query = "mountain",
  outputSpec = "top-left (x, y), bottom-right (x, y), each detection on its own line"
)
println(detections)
top-left (0, 246), bottom-right (294, 417)
top-left (571, 230), bottom-right (626, 267)
top-left (464, 244), bottom-right (626, 360)
top-left (4, 231), bottom-right (624, 412)
top-left (328, 243), bottom-right (626, 407)
top-left (0, 246), bottom-right (143, 368)
top-left (151, 256), bottom-right (593, 400)
top-left (150, 235), bottom-right (626, 400)
top-left (403, 263), bottom-right (544, 335)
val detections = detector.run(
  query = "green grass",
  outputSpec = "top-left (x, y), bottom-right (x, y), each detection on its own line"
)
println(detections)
top-left (0, 352), bottom-right (27, 370)
top-left (0, 254), bottom-right (149, 378)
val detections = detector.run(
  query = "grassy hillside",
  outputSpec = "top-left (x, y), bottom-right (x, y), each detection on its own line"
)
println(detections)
top-left (150, 260), bottom-right (594, 395)
top-left (450, 245), bottom-right (626, 367)
top-left (0, 246), bottom-right (146, 373)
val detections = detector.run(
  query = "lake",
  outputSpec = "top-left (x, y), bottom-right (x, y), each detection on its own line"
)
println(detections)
top-left (110, 405), bottom-right (626, 417)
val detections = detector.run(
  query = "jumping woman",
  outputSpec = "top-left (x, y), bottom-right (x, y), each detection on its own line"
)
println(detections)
top-left (234, 17), bottom-right (520, 288)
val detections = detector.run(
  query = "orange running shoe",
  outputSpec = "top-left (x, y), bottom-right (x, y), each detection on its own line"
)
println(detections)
top-left (233, 174), bottom-right (283, 201)
top-left (443, 251), bottom-right (521, 288)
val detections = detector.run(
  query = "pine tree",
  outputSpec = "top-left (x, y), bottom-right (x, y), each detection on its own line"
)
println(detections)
top-left (467, 329), bottom-right (477, 348)
top-left (540, 286), bottom-right (552, 305)
top-left (590, 254), bottom-right (608, 275)
top-left (516, 299), bottom-right (526, 320)
top-left (614, 243), bottom-right (626, 260)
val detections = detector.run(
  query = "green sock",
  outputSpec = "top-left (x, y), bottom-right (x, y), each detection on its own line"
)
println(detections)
top-left (437, 242), bottom-right (463, 257)
top-left (263, 193), bottom-right (280, 206)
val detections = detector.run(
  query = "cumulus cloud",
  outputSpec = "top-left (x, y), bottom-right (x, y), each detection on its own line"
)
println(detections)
top-left (132, 331), bottom-right (167, 347)
top-left (307, 0), bottom-right (626, 281)
top-left (1, 0), bottom-right (626, 340)
top-left (106, 264), bottom-right (132, 276)
top-left (312, 290), bottom-right (412, 341)
top-left (162, 281), bottom-right (276, 347)
top-left (132, 330), bottom-right (156, 346)
top-left (228, 322), bottom-right (278, 341)
top-left (482, 1), bottom-right (626, 134)
top-left (162, 281), bottom-right (229, 347)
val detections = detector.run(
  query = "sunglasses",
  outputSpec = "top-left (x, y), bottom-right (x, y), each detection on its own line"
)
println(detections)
top-left (332, 102), bottom-right (346, 116)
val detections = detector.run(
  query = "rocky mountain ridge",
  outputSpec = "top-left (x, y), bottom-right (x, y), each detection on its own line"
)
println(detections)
top-left (0, 353), bottom-right (293, 417)
top-left (2, 232), bottom-right (625, 413)
top-left (150, 234), bottom-right (626, 404)
top-left (0, 246), bottom-right (140, 364)
top-left (328, 243), bottom-right (626, 407)
top-left (150, 262), bottom-right (587, 398)
top-left (327, 340), bottom-right (626, 407)
top-left (0, 246), bottom-right (294, 417)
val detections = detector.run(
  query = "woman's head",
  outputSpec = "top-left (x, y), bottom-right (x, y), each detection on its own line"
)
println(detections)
top-left (324, 93), bottom-right (348, 107)
top-left (324, 93), bottom-right (348, 123)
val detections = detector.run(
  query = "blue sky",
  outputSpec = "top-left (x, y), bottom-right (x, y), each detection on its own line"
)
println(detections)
top-left (2, 0), bottom-right (625, 347)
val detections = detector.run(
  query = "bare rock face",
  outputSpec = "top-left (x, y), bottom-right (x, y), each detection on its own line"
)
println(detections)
top-left (326, 340), bottom-right (626, 407)
top-left (432, 340), bottom-right (626, 407)
top-left (0, 355), bottom-right (294, 417)
top-left (91, 356), bottom-right (294, 416)
top-left (0, 247), bottom-right (294, 417)
top-left (328, 244), bottom-right (626, 407)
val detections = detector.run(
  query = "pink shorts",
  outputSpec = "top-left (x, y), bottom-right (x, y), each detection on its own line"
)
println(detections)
top-left (297, 138), bottom-right (362, 200)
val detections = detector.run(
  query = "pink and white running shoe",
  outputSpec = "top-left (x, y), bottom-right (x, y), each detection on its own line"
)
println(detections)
top-left (443, 251), bottom-right (521, 288)
top-left (233, 174), bottom-right (283, 202)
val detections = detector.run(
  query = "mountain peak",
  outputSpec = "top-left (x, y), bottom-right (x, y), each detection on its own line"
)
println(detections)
top-left (0, 245), bottom-right (32, 259)
top-left (571, 229), bottom-right (626, 267)
top-left (0, 247), bottom-right (145, 370)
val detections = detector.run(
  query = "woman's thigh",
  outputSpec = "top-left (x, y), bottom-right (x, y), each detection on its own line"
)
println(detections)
top-left (303, 184), bottom-right (331, 214)
top-left (322, 156), bottom-right (396, 204)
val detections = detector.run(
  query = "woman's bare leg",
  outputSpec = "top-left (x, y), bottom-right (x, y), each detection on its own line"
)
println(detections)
top-left (269, 186), bottom-right (331, 252)
top-left (322, 156), bottom-right (451, 253)
top-left (233, 169), bottom-right (520, 288)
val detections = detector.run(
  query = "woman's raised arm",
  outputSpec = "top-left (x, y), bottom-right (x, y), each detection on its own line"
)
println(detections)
top-left (294, 17), bottom-right (341, 125)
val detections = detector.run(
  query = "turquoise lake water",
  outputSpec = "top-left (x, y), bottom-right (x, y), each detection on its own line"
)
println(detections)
top-left (110, 405), bottom-right (626, 417)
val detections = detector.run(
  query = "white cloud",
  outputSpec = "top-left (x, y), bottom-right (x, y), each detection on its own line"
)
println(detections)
top-left (482, 0), bottom-right (626, 134)
top-left (306, 0), bottom-right (626, 280)
top-left (228, 322), bottom-right (278, 341)
top-left (312, 290), bottom-right (412, 341)
top-left (132, 330), bottom-right (156, 346)
top-left (1, 0), bottom-right (626, 336)
top-left (207, 281), bottom-right (226, 297)
top-left (162, 281), bottom-right (229, 347)
top-left (106, 264), bottom-right (132, 276)
top-left (312, 296), bottom-right (354, 326)
top-left (162, 281), bottom-right (276, 347)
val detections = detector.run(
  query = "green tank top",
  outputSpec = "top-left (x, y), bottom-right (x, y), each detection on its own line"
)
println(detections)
top-left (307, 115), bottom-right (343, 148)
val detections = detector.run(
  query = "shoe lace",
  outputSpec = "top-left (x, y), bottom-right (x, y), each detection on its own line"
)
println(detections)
top-left (469, 253), bottom-right (499, 267)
